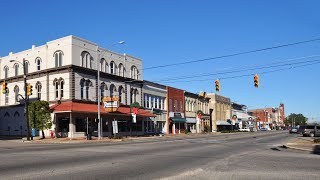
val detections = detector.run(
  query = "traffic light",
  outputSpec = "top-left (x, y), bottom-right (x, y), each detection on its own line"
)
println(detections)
top-left (27, 83), bottom-right (33, 96)
top-left (215, 79), bottom-right (220, 92)
top-left (2, 81), bottom-right (8, 94)
top-left (254, 74), bottom-right (259, 88)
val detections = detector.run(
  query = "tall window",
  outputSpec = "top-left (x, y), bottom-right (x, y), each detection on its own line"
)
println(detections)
top-left (54, 51), bottom-right (63, 67)
top-left (14, 64), bottom-right (19, 76)
top-left (36, 82), bottom-right (42, 100)
top-left (118, 63), bottom-right (124, 77)
top-left (151, 96), bottom-right (154, 108)
top-left (14, 86), bottom-right (19, 103)
top-left (110, 61), bottom-right (116, 75)
top-left (110, 84), bottom-right (115, 98)
top-left (169, 99), bottom-right (172, 112)
top-left (100, 83), bottom-right (105, 99)
top-left (55, 81), bottom-right (59, 99)
top-left (131, 66), bottom-right (138, 79)
top-left (174, 100), bottom-right (178, 112)
top-left (60, 81), bottom-right (64, 98)
top-left (80, 79), bottom-right (85, 99)
top-left (118, 86), bottom-right (123, 103)
top-left (53, 78), bottom-right (64, 99)
top-left (36, 58), bottom-right (41, 71)
top-left (85, 80), bottom-right (90, 99)
top-left (180, 101), bottom-right (183, 112)
top-left (144, 94), bottom-right (150, 108)
top-left (25, 61), bottom-right (29, 74)
top-left (100, 59), bottom-right (105, 72)
top-left (105, 62), bottom-right (109, 73)
top-left (4, 66), bottom-right (9, 79)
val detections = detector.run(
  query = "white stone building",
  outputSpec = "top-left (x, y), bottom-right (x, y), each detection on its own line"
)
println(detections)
top-left (0, 35), bottom-right (155, 138)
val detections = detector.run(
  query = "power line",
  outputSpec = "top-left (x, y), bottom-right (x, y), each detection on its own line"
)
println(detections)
top-left (143, 37), bottom-right (320, 70)
top-left (161, 60), bottom-right (320, 83)
top-left (153, 55), bottom-right (320, 82)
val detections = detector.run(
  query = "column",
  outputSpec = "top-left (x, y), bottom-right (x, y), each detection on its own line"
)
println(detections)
top-left (68, 113), bottom-right (75, 138)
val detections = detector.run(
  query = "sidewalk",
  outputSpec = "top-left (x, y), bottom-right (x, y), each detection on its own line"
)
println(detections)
top-left (285, 136), bottom-right (320, 154)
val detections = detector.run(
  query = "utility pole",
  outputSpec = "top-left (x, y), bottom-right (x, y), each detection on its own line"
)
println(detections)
top-left (23, 59), bottom-right (31, 140)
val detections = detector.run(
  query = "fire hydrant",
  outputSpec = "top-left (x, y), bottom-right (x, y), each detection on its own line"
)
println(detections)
top-left (50, 130), bottom-right (54, 138)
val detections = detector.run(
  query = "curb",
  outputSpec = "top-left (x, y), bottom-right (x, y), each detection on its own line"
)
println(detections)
top-left (284, 144), bottom-right (313, 152)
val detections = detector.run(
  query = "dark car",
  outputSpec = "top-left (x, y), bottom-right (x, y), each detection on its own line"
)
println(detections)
top-left (298, 125), bottom-right (320, 137)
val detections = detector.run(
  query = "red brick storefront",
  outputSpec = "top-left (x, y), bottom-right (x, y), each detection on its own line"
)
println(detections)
top-left (166, 87), bottom-right (186, 134)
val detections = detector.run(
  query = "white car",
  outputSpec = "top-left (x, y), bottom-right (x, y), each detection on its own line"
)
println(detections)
top-left (239, 128), bottom-right (250, 132)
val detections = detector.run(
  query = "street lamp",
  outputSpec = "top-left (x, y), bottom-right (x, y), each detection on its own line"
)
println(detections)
top-left (9, 58), bottom-right (31, 141)
top-left (96, 41), bottom-right (125, 140)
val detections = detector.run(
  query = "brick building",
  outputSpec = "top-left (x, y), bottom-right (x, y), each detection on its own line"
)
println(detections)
top-left (166, 86), bottom-right (185, 134)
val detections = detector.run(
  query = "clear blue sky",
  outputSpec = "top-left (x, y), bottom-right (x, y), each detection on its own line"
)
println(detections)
top-left (1, 0), bottom-right (319, 122)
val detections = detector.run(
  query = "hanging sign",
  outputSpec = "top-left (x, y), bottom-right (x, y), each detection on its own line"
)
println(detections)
top-left (102, 97), bottom-right (119, 112)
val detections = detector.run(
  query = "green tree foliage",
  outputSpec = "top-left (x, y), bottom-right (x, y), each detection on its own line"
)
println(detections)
top-left (28, 100), bottom-right (52, 139)
top-left (284, 113), bottom-right (308, 126)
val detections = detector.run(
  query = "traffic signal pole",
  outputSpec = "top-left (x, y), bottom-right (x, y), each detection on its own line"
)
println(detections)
top-left (23, 58), bottom-right (31, 141)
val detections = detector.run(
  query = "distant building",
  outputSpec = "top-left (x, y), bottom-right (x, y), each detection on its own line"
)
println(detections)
top-left (248, 103), bottom-right (285, 130)
top-left (166, 86), bottom-right (185, 134)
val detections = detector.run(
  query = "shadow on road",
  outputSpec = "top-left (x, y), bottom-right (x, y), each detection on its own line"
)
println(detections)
top-left (313, 145), bottom-right (320, 155)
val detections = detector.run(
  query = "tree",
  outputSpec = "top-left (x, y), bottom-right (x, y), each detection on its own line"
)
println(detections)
top-left (284, 113), bottom-right (308, 126)
top-left (28, 100), bottom-right (52, 139)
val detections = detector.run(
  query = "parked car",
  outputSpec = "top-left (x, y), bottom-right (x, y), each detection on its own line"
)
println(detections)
top-left (260, 128), bottom-right (268, 131)
top-left (298, 125), bottom-right (320, 137)
top-left (239, 128), bottom-right (250, 132)
top-left (289, 128), bottom-right (298, 134)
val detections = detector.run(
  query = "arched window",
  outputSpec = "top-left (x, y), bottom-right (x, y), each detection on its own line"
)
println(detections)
top-left (118, 86), bottom-right (124, 103)
top-left (36, 58), bottom-right (41, 71)
top-left (54, 50), bottom-right (63, 67)
top-left (110, 61), bottom-right (117, 75)
top-left (85, 80), bottom-right (91, 99)
top-left (14, 63), bottom-right (19, 76)
top-left (80, 79), bottom-right (85, 99)
top-left (60, 80), bottom-right (64, 98)
top-left (14, 86), bottom-right (19, 103)
top-left (100, 58), bottom-right (105, 72)
top-left (105, 62), bottom-right (109, 73)
top-left (100, 82), bottom-right (106, 99)
top-left (131, 66), bottom-right (139, 79)
top-left (81, 51), bottom-right (93, 68)
top-left (36, 82), bottom-right (42, 100)
top-left (130, 88), bottom-right (138, 104)
top-left (55, 81), bottom-right (59, 99)
top-left (24, 61), bottom-right (29, 74)
top-left (118, 63), bottom-right (124, 77)
top-left (3, 66), bottom-right (9, 79)
top-left (109, 84), bottom-right (116, 98)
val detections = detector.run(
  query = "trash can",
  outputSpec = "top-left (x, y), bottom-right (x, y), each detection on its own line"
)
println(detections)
top-left (31, 128), bottom-right (36, 137)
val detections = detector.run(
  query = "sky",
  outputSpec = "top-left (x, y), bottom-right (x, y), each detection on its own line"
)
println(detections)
top-left (0, 0), bottom-right (319, 122)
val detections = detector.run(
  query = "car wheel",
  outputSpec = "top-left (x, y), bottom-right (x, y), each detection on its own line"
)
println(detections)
top-left (310, 133), bottom-right (314, 137)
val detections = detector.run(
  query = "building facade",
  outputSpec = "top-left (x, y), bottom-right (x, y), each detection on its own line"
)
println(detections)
top-left (166, 87), bottom-right (185, 134)
top-left (0, 35), bottom-right (155, 137)
top-left (207, 93), bottom-right (232, 132)
top-left (142, 80), bottom-right (167, 134)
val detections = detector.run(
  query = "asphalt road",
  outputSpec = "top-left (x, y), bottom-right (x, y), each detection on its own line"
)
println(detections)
top-left (0, 131), bottom-right (319, 180)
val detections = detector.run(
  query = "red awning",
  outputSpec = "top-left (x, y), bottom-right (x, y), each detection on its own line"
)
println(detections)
top-left (50, 101), bottom-right (156, 117)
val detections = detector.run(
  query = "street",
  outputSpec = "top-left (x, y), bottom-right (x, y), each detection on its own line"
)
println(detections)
top-left (0, 131), bottom-right (319, 180)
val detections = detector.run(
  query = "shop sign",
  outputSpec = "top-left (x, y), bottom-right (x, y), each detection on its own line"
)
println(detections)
top-left (169, 112), bottom-right (185, 118)
top-left (102, 97), bottom-right (119, 112)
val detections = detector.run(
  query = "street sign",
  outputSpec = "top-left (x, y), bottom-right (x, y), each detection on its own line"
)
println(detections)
top-left (132, 113), bottom-right (136, 123)
top-left (112, 120), bottom-right (118, 134)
